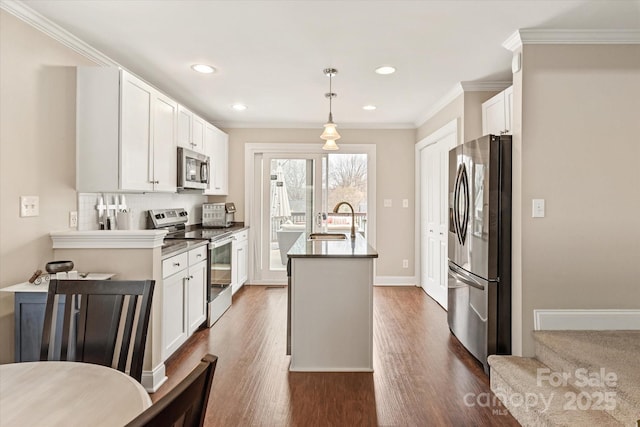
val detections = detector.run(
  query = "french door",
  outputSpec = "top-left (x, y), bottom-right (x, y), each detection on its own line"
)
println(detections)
top-left (248, 144), bottom-right (375, 284)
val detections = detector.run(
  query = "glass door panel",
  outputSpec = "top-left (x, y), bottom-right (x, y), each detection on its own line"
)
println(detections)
top-left (260, 154), bottom-right (323, 281)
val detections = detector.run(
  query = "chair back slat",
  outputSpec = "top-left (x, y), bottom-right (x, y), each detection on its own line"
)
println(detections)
top-left (117, 295), bottom-right (138, 372)
top-left (125, 354), bottom-right (218, 427)
top-left (40, 279), bottom-right (155, 383)
top-left (60, 294), bottom-right (76, 361)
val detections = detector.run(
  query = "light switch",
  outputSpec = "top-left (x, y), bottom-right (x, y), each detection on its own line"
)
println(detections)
top-left (532, 199), bottom-right (545, 218)
top-left (20, 196), bottom-right (40, 217)
top-left (384, 199), bottom-right (392, 208)
top-left (402, 199), bottom-right (409, 208)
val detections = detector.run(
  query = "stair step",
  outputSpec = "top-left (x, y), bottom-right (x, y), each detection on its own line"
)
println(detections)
top-left (534, 331), bottom-right (640, 425)
top-left (488, 355), bottom-right (624, 426)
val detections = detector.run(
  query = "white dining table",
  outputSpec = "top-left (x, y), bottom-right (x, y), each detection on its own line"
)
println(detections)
top-left (0, 361), bottom-right (152, 427)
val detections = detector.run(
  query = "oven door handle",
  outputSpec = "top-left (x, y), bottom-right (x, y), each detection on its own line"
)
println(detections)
top-left (211, 237), bottom-right (233, 249)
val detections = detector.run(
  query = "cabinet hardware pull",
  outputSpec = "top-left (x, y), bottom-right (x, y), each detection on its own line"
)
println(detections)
top-left (173, 262), bottom-right (180, 267)
top-left (197, 254), bottom-right (202, 258)
top-left (189, 275), bottom-right (194, 279)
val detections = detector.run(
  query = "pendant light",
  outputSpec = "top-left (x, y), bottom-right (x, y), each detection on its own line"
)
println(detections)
top-left (320, 68), bottom-right (340, 150)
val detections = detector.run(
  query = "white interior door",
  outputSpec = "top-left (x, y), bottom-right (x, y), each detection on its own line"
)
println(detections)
top-left (419, 130), bottom-right (456, 309)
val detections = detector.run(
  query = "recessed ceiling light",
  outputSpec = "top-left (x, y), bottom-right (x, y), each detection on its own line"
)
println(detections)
top-left (375, 65), bottom-right (396, 75)
top-left (231, 103), bottom-right (247, 111)
top-left (191, 64), bottom-right (216, 74)
top-left (363, 105), bottom-right (377, 111)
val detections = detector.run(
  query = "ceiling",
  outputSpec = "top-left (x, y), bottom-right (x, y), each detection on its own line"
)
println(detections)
top-left (17, 0), bottom-right (640, 129)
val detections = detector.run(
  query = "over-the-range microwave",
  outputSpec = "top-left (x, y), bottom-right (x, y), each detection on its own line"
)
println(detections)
top-left (177, 147), bottom-right (209, 190)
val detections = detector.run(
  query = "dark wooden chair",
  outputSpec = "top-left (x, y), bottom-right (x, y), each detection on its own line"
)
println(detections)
top-left (125, 354), bottom-right (218, 427)
top-left (40, 278), bottom-right (155, 382)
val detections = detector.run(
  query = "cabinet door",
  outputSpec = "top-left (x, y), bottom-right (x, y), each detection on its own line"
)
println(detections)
top-left (187, 259), bottom-right (207, 335)
top-left (237, 237), bottom-right (249, 287)
top-left (504, 86), bottom-right (513, 134)
top-left (191, 115), bottom-right (206, 153)
top-left (162, 271), bottom-right (187, 360)
top-left (177, 105), bottom-right (192, 149)
top-left (152, 92), bottom-right (177, 192)
top-left (204, 124), bottom-right (229, 195)
top-left (120, 72), bottom-right (154, 191)
top-left (481, 91), bottom-right (507, 136)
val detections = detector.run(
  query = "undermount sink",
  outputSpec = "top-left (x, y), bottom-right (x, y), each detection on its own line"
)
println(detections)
top-left (308, 233), bottom-right (348, 241)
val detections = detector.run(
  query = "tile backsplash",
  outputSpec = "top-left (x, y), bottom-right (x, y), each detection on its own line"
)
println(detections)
top-left (78, 192), bottom-right (209, 230)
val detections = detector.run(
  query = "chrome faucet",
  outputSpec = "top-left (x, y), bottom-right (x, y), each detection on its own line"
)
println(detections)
top-left (333, 201), bottom-right (356, 239)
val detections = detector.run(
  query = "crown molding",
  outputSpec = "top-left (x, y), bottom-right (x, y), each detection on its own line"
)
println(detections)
top-left (503, 29), bottom-right (640, 52)
top-left (414, 80), bottom-right (511, 128)
top-left (459, 81), bottom-right (512, 92)
top-left (214, 121), bottom-right (415, 130)
top-left (0, 0), bottom-right (118, 66)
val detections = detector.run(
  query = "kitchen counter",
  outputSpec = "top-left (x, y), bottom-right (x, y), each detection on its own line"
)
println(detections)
top-left (0, 273), bottom-right (116, 293)
top-left (161, 239), bottom-right (208, 259)
top-left (287, 233), bottom-right (377, 372)
top-left (287, 233), bottom-right (378, 258)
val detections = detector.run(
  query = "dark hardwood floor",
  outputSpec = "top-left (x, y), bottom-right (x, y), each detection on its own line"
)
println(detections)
top-left (154, 285), bottom-right (519, 426)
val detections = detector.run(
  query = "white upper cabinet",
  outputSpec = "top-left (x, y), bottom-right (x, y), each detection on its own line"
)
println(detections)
top-left (76, 67), bottom-right (177, 192)
top-left (481, 85), bottom-right (513, 136)
top-left (203, 123), bottom-right (229, 195)
top-left (177, 105), bottom-right (205, 154)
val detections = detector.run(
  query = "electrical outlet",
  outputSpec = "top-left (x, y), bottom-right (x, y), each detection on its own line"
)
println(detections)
top-left (20, 196), bottom-right (39, 217)
top-left (384, 199), bottom-right (392, 208)
top-left (402, 259), bottom-right (409, 268)
top-left (69, 211), bottom-right (78, 228)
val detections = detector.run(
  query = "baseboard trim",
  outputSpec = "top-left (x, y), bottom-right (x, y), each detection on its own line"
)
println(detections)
top-left (534, 309), bottom-right (640, 331)
top-left (374, 276), bottom-right (416, 286)
top-left (141, 363), bottom-right (167, 393)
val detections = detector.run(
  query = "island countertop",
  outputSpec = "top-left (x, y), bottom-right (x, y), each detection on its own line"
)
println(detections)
top-left (287, 233), bottom-right (378, 258)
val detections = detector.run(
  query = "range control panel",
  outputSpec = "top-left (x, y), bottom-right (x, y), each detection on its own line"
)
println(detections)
top-left (147, 208), bottom-right (188, 229)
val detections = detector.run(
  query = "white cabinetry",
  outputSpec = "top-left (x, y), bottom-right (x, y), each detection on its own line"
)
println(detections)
top-left (204, 124), bottom-right (229, 195)
top-left (231, 229), bottom-right (248, 294)
top-left (187, 249), bottom-right (207, 334)
top-left (77, 67), bottom-right (177, 192)
top-left (161, 245), bottom-right (207, 361)
top-left (177, 105), bottom-right (205, 154)
top-left (481, 85), bottom-right (513, 136)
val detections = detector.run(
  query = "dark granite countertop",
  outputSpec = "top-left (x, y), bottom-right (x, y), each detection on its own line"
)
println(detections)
top-left (287, 233), bottom-right (378, 259)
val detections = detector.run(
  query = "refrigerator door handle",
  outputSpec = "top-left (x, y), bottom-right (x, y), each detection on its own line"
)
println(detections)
top-left (453, 164), bottom-right (464, 245)
top-left (449, 263), bottom-right (485, 291)
top-left (460, 163), bottom-right (470, 244)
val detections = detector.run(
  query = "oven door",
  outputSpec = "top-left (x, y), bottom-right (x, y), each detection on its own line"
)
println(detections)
top-left (207, 237), bottom-right (233, 326)
top-left (210, 237), bottom-right (232, 289)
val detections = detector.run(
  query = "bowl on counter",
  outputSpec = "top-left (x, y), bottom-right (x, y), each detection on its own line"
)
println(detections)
top-left (45, 260), bottom-right (74, 274)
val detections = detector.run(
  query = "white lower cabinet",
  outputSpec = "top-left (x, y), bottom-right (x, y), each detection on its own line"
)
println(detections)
top-left (187, 259), bottom-right (207, 335)
top-left (161, 245), bottom-right (207, 361)
top-left (231, 229), bottom-right (249, 294)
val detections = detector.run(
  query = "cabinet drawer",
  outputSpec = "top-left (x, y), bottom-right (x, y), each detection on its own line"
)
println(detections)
top-left (162, 252), bottom-right (188, 278)
top-left (188, 245), bottom-right (208, 264)
top-left (234, 230), bottom-right (248, 242)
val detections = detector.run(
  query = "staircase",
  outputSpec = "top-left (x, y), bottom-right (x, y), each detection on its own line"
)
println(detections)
top-left (488, 331), bottom-right (640, 426)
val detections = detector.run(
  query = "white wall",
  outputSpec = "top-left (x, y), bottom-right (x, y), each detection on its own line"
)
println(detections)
top-left (223, 128), bottom-right (416, 278)
top-left (0, 10), bottom-right (97, 363)
top-left (514, 43), bottom-right (640, 356)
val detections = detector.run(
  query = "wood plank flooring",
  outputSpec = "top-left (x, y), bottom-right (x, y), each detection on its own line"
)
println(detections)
top-left (154, 285), bottom-right (519, 426)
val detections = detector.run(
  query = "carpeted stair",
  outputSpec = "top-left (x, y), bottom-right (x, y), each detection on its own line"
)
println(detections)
top-left (488, 331), bottom-right (640, 426)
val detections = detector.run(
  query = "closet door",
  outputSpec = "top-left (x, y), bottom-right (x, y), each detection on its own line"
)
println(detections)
top-left (419, 130), bottom-right (456, 309)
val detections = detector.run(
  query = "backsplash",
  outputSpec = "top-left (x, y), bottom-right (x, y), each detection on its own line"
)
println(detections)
top-left (78, 192), bottom-right (208, 230)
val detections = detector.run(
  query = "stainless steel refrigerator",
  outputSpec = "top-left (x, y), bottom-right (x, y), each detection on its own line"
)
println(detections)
top-left (447, 134), bottom-right (511, 373)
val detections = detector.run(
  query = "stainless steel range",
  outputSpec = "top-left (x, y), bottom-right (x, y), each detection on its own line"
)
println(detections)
top-left (148, 208), bottom-right (232, 327)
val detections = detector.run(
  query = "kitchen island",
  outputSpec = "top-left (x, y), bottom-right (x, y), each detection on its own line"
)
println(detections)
top-left (287, 233), bottom-right (378, 372)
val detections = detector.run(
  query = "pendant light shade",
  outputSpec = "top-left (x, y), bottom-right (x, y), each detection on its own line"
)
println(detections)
top-left (322, 139), bottom-right (339, 151)
top-left (320, 68), bottom-right (341, 149)
top-left (320, 119), bottom-right (341, 141)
